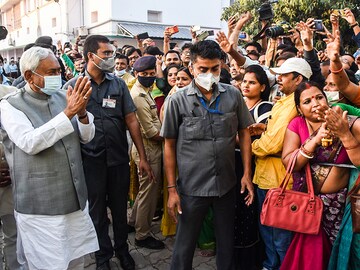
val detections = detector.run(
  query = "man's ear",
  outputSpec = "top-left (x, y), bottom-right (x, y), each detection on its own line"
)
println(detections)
top-left (188, 63), bottom-right (194, 76)
top-left (87, 52), bottom-right (94, 62)
top-left (24, 70), bottom-right (33, 84)
top-left (295, 75), bottom-right (304, 86)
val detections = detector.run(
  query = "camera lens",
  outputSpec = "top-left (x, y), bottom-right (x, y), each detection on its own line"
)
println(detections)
top-left (265, 26), bottom-right (285, 38)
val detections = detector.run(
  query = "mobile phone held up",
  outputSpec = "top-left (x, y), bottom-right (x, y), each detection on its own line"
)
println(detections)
top-left (314, 20), bottom-right (324, 32)
top-left (166, 25), bottom-right (179, 35)
top-left (239, 32), bottom-right (246, 39)
top-left (332, 9), bottom-right (346, 18)
top-left (137, 32), bottom-right (149, 40)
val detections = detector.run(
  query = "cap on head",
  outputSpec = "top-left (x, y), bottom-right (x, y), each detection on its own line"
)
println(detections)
top-left (133, 56), bottom-right (157, 72)
top-left (34, 36), bottom-right (53, 49)
top-left (144, 46), bottom-right (164, 56)
top-left (270, 57), bottom-right (312, 80)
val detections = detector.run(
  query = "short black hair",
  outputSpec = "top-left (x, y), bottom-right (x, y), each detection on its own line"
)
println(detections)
top-left (244, 42), bottom-right (262, 54)
top-left (275, 52), bottom-right (296, 65)
top-left (181, 43), bottom-right (192, 51)
top-left (190, 40), bottom-right (222, 63)
top-left (126, 47), bottom-right (142, 58)
top-left (115, 54), bottom-right (129, 65)
top-left (83, 35), bottom-right (110, 62)
top-left (165, 49), bottom-right (181, 59)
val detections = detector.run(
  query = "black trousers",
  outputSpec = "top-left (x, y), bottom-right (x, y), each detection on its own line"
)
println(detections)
top-left (170, 188), bottom-right (236, 270)
top-left (83, 155), bottom-right (130, 265)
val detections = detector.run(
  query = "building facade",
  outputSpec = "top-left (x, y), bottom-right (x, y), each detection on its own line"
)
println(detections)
top-left (0, 0), bottom-right (231, 59)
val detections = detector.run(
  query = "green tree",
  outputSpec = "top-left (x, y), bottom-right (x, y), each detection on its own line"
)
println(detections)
top-left (221, 0), bottom-right (360, 52)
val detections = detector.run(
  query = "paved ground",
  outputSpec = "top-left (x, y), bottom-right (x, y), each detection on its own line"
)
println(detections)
top-left (84, 217), bottom-right (216, 270)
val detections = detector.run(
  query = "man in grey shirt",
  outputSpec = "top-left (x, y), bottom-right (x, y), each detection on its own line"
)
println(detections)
top-left (161, 40), bottom-right (254, 270)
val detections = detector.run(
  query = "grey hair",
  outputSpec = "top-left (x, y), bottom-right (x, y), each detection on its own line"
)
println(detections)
top-left (20, 46), bottom-right (53, 75)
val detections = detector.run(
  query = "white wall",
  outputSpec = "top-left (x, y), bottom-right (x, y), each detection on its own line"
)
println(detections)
top-left (110, 0), bottom-right (223, 28)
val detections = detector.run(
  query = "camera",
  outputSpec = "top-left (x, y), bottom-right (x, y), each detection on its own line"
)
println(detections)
top-left (258, 0), bottom-right (278, 21)
top-left (196, 30), bottom-right (209, 41)
top-left (137, 32), bottom-right (149, 40)
top-left (265, 22), bottom-right (292, 38)
top-left (313, 20), bottom-right (324, 32)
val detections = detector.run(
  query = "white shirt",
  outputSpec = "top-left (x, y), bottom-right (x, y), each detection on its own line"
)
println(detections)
top-left (0, 96), bottom-right (98, 269)
top-left (0, 100), bottom-right (95, 155)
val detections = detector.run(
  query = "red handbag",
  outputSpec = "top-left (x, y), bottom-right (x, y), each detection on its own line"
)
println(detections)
top-left (260, 150), bottom-right (323, 235)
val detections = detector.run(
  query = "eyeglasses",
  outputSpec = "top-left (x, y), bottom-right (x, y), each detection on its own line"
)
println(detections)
top-left (99, 51), bottom-right (116, 58)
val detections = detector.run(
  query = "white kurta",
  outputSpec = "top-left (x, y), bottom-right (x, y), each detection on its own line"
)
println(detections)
top-left (0, 98), bottom-right (99, 269)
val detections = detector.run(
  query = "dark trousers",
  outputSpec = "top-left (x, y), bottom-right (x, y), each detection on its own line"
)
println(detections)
top-left (170, 188), bottom-right (236, 270)
top-left (83, 155), bottom-right (130, 266)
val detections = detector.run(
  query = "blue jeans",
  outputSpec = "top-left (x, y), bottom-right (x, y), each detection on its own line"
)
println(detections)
top-left (257, 188), bottom-right (293, 270)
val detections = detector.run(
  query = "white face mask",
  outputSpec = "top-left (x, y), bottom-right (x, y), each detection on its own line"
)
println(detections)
top-left (115, 69), bottom-right (126, 76)
top-left (325, 91), bottom-right (341, 105)
top-left (33, 72), bottom-right (62, 96)
top-left (195, 73), bottom-right (220, 91)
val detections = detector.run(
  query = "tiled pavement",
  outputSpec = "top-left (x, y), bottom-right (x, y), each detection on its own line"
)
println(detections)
top-left (84, 220), bottom-right (216, 270)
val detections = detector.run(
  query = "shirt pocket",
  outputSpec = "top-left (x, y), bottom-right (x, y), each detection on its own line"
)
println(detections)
top-left (213, 112), bottom-right (238, 138)
top-left (183, 116), bottom-right (206, 140)
top-left (102, 95), bottom-right (123, 118)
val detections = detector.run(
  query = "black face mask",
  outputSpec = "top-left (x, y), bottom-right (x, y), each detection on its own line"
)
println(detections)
top-left (138, 75), bottom-right (156, 88)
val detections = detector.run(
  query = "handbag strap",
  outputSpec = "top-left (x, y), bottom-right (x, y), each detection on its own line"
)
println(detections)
top-left (348, 174), bottom-right (360, 197)
top-left (278, 149), bottom-right (316, 200)
top-left (279, 149), bottom-right (299, 190)
top-left (305, 162), bottom-right (316, 200)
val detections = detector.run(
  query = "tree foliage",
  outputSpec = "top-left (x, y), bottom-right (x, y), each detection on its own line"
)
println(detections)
top-left (221, 0), bottom-right (360, 52)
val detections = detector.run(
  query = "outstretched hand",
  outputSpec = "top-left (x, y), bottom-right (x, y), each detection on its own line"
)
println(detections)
top-left (216, 31), bottom-right (233, 53)
top-left (324, 30), bottom-right (341, 61)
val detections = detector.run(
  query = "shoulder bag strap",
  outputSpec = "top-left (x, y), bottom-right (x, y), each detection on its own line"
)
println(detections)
top-left (279, 149), bottom-right (299, 191)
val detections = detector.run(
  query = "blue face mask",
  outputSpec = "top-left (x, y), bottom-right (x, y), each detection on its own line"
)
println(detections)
top-left (0, 67), bottom-right (3, 75)
top-left (33, 71), bottom-right (62, 96)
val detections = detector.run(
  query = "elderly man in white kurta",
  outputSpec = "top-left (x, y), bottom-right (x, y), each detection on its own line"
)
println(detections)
top-left (0, 46), bottom-right (99, 269)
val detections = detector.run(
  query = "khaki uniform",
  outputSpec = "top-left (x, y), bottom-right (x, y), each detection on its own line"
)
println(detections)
top-left (120, 72), bottom-right (135, 90)
top-left (129, 81), bottom-right (162, 240)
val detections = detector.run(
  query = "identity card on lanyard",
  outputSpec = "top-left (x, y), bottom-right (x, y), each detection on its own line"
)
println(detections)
top-left (102, 96), bottom-right (116, 108)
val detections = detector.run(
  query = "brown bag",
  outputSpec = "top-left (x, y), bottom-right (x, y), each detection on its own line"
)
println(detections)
top-left (260, 150), bottom-right (323, 235)
top-left (348, 174), bottom-right (360, 233)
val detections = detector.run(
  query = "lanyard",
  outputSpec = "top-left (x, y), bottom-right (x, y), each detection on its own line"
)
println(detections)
top-left (199, 95), bottom-right (223, 115)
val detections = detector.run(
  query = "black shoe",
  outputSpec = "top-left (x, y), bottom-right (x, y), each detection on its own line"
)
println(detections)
top-left (135, 236), bottom-right (165, 250)
top-left (96, 261), bottom-right (110, 270)
top-left (116, 251), bottom-right (135, 270)
top-left (128, 224), bottom-right (135, 233)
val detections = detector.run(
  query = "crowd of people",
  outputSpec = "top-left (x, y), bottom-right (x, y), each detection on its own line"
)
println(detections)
top-left (0, 6), bottom-right (360, 270)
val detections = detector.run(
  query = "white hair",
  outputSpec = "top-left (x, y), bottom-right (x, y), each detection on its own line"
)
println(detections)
top-left (20, 46), bottom-right (53, 75)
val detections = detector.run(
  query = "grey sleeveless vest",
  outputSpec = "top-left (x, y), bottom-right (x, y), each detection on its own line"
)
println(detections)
top-left (2, 85), bottom-right (87, 215)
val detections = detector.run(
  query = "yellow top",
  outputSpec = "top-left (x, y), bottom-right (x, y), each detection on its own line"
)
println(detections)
top-left (252, 93), bottom-right (298, 189)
